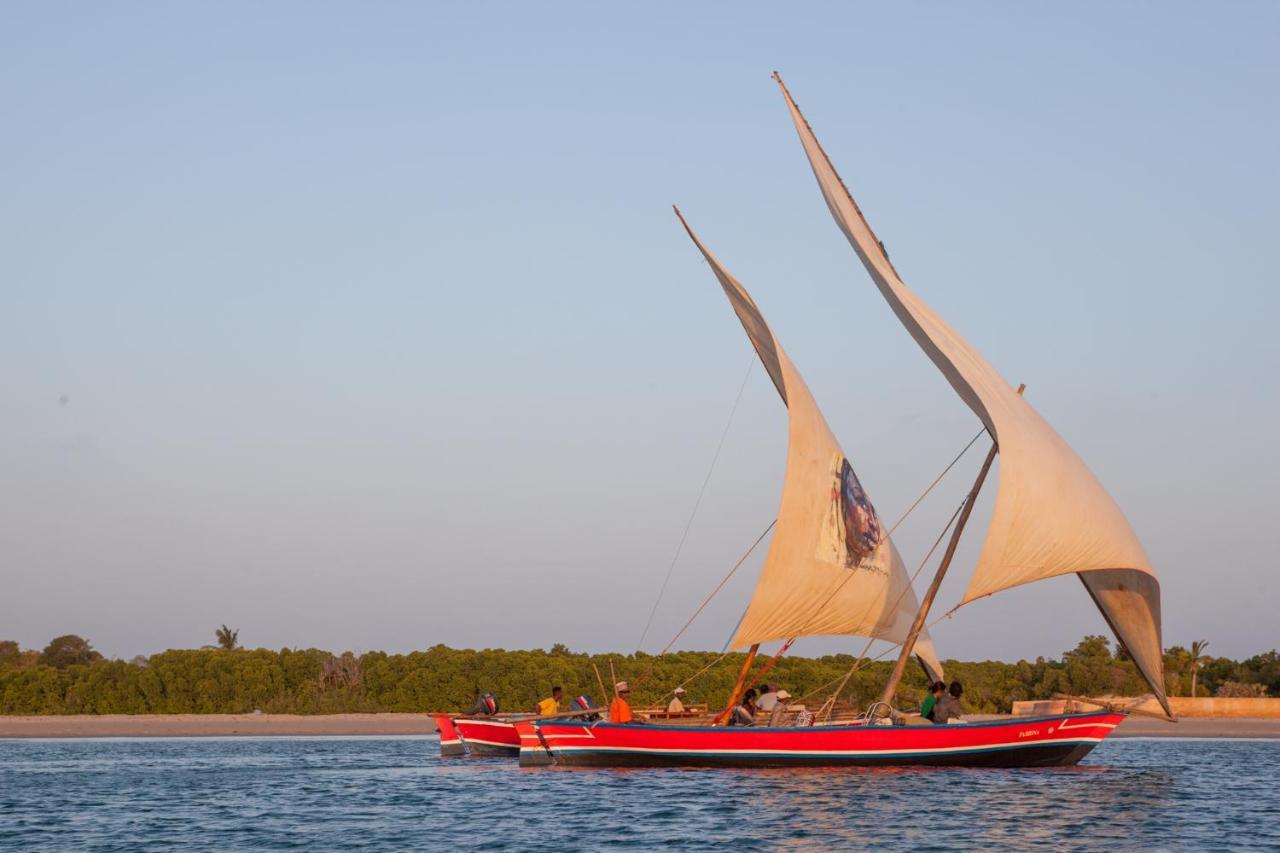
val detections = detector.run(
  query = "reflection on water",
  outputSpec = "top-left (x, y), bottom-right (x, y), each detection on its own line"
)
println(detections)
top-left (0, 737), bottom-right (1275, 849)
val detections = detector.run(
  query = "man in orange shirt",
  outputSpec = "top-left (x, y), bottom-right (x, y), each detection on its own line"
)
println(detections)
top-left (609, 681), bottom-right (636, 724)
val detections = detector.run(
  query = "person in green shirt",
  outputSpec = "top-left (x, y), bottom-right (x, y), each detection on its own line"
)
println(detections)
top-left (920, 681), bottom-right (946, 722)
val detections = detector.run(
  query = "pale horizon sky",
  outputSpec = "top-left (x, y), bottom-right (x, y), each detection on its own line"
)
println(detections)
top-left (2, 3), bottom-right (1277, 664)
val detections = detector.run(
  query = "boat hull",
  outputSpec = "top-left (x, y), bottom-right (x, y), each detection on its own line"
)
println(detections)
top-left (454, 718), bottom-right (521, 757)
top-left (519, 711), bottom-right (1124, 769)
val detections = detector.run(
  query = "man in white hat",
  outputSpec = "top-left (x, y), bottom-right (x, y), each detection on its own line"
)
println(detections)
top-left (667, 686), bottom-right (687, 714)
top-left (768, 690), bottom-right (792, 726)
top-left (609, 681), bottom-right (635, 723)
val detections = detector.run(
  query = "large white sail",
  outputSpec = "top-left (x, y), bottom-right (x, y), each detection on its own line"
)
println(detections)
top-left (773, 74), bottom-right (1169, 714)
top-left (675, 209), bottom-right (943, 681)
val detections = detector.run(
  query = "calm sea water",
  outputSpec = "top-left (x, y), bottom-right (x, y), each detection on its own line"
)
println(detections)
top-left (1, 736), bottom-right (1277, 850)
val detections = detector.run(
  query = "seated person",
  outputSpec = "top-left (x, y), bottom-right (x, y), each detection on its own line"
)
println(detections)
top-left (667, 686), bottom-right (687, 713)
top-left (536, 686), bottom-right (563, 716)
top-left (756, 684), bottom-right (780, 714)
top-left (933, 680), bottom-right (965, 723)
top-left (767, 689), bottom-right (792, 726)
top-left (921, 681), bottom-right (946, 722)
top-left (728, 688), bottom-right (758, 727)
top-left (609, 681), bottom-right (645, 724)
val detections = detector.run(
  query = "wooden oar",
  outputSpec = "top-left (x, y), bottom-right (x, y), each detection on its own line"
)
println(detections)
top-left (592, 661), bottom-right (609, 707)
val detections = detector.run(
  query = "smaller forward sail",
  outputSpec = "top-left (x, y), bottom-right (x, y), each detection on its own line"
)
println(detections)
top-left (773, 74), bottom-right (1169, 714)
top-left (675, 208), bottom-right (942, 681)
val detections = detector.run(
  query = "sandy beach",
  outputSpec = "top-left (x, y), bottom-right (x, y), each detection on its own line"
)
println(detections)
top-left (0, 713), bottom-right (439, 738)
top-left (2, 713), bottom-right (1278, 739)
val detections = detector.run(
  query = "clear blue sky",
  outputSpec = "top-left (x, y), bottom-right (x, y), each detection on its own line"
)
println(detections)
top-left (2, 2), bottom-right (1276, 663)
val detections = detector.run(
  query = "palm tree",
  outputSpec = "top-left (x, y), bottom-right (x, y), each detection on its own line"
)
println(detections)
top-left (215, 625), bottom-right (240, 651)
top-left (1189, 639), bottom-right (1209, 697)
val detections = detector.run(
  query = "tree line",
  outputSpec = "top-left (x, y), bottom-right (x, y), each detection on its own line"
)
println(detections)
top-left (0, 634), bottom-right (1275, 716)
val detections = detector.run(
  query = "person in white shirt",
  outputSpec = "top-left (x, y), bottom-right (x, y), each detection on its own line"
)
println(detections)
top-left (756, 684), bottom-right (781, 714)
top-left (768, 690), bottom-right (792, 726)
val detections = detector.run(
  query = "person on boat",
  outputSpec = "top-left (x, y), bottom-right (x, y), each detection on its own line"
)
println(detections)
top-left (536, 686), bottom-right (563, 716)
top-left (667, 687), bottom-right (687, 713)
top-left (767, 689), bottom-right (791, 726)
top-left (756, 684), bottom-right (781, 714)
top-left (933, 681), bottom-right (965, 723)
top-left (610, 681), bottom-right (643, 724)
top-left (729, 688), bottom-right (758, 726)
top-left (921, 681), bottom-right (946, 722)
top-left (469, 692), bottom-right (498, 716)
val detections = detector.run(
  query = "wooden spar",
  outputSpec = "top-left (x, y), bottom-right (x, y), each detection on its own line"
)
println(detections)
top-left (714, 643), bottom-right (760, 726)
top-left (591, 661), bottom-right (609, 707)
top-left (529, 706), bottom-right (608, 722)
top-left (743, 637), bottom-right (795, 694)
top-left (608, 659), bottom-right (618, 693)
top-left (1052, 692), bottom-right (1177, 722)
top-left (877, 384), bottom-right (1025, 710)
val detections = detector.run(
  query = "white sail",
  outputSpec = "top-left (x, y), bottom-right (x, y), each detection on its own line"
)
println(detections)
top-left (773, 74), bottom-right (1169, 714)
top-left (675, 208), bottom-right (943, 682)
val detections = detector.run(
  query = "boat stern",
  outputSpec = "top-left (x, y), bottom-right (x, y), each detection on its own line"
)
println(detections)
top-left (432, 714), bottom-right (465, 757)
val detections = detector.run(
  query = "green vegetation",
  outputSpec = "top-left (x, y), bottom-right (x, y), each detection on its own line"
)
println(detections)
top-left (0, 634), bottom-right (1275, 716)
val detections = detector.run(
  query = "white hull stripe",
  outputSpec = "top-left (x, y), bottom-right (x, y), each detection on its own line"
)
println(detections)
top-left (464, 737), bottom-right (520, 749)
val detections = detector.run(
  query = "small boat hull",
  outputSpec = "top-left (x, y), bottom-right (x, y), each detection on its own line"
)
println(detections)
top-left (519, 711), bottom-right (1124, 769)
top-left (454, 718), bottom-right (521, 757)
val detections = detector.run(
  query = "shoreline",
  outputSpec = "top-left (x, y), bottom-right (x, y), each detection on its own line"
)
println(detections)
top-left (0, 713), bottom-right (439, 739)
top-left (1, 713), bottom-right (1279, 739)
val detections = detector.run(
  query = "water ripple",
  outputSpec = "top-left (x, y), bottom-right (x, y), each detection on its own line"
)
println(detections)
top-left (0, 737), bottom-right (1276, 850)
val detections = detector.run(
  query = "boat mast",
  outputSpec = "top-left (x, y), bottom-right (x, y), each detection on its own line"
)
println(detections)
top-left (714, 643), bottom-right (760, 725)
top-left (877, 385), bottom-right (1024, 710)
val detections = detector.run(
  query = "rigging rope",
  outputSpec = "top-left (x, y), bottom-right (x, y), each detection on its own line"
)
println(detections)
top-left (640, 426), bottom-right (985, 700)
top-left (796, 428), bottom-right (985, 643)
top-left (806, 493), bottom-right (969, 717)
top-left (633, 539), bottom-right (766, 694)
top-left (659, 519), bottom-right (776, 657)
top-left (636, 358), bottom-right (755, 652)
top-left (885, 428), bottom-right (984, 536)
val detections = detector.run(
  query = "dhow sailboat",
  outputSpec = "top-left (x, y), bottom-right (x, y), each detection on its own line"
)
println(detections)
top-left (514, 74), bottom-right (1170, 768)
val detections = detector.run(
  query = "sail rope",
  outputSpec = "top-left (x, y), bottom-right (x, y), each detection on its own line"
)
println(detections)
top-left (886, 428), bottom-right (984, 536)
top-left (636, 357), bottom-right (755, 652)
top-left (638, 427), bottom-right (981, 700)
top-left (803, 493), bottom-right (968, 717)
top-left (658, 519), bottom-right (776, 657)
top-left (631, 526), bottom-right (772, 693)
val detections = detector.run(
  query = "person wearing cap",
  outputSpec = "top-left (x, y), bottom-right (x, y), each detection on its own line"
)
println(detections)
top-left (767, 689), bottom-right (792, 726)
top-left (610, 681), bottom-right (635, 724)
top-left (667, 687), bottom-right (687, 714)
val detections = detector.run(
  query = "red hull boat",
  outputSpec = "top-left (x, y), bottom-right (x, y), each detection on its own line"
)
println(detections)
top-left (516, 712), bottom-right (1124, 769)
top-left (432, 714), bottom-right (521, 757)
top-left (454, 718), bottom-right (522, 757)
